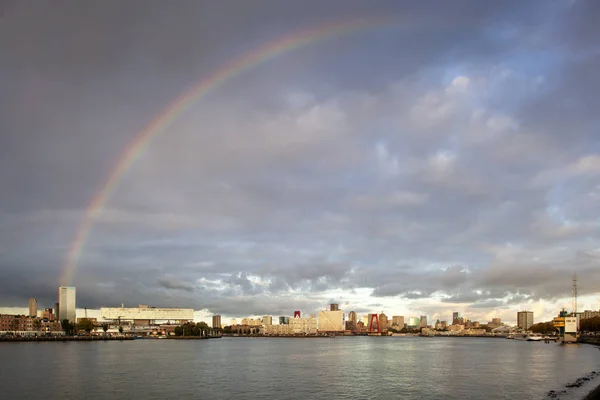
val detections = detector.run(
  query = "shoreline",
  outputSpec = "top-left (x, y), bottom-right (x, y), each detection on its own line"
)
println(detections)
top-left (582, 341), bottom-right (600, 400)
top-left (0, 336), bottom-right (134, 342)
top-left (0, 335), bottom-right (224, 342)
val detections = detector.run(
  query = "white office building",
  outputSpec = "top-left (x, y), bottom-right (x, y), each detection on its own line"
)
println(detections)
top-left (58, 286), bottom-right (76, 323)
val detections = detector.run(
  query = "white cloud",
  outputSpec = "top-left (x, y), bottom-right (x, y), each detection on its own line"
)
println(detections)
top-left (374, 141), bottom-right (400, 177)
top-left (568, 154), bottom-right (600, 175)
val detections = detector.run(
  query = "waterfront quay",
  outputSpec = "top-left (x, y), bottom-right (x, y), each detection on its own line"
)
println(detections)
top-left (0, 335), bottom-right (134, 342)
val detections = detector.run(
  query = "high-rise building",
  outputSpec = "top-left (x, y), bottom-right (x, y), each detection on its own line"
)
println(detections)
top-left (379, 313), bottom-right (388, 333)
top-left (348, 311), bottom-right (357, 323)
top-left (330, 304), bottom-right (339, 311)
top-left (318, 310), bottom-right (344, 332)
top-left (419, 315), bottom-right (428, 327)
top-left (391, 316), bottom-right (405, 329)
top-left (212, 315), bottom-right (222, 328)
top-left (279, 316), bottom-right (290, 325)
top-left (28, 298), bottom-right (37, 318)
top-left (408, 317), bottom-right (420, 327)
top-left (58, 286), bottom-right (76, 323)
top-left (517, 311), bottom-right (534, 330)
top-left (452, 312), bottom-right (460, 325)
top-left (263, 316), bottom-right (273, 325)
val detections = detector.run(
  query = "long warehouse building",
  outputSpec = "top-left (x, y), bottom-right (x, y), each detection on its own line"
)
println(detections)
top-left (101, 305), bottom-right (194, 324)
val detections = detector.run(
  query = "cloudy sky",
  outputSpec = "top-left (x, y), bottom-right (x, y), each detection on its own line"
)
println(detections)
top-left (1, 0), bottom-right (599, 324)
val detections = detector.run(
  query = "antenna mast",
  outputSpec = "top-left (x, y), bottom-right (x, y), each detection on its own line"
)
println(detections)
top-left (572, 272), bottom-right (578, 315)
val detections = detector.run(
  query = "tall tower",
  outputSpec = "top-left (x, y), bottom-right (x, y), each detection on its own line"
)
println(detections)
top-left (58, 286), bottom-right (76, 323)
top-left (28, 298), bottom-right (38, 318)
top-left (348, 311), bottom-right (357, 323)
top-left (293, 310), bottom-right (301, 318)
top-left (572, 272), bottom-right (578, 315)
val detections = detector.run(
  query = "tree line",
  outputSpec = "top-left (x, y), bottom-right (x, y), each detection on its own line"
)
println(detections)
top-left (529, 322), bottom-right (558, 334)
top-left (581, 316), bottom-right (600, 332)
top-left (174, 321), bottom-right (212, 336)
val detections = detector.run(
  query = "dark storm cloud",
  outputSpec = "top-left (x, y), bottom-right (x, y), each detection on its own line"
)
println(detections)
top-left (1, 0), bottom-right (599, 320)
top-left (156, 276), bottom-right (194, 292)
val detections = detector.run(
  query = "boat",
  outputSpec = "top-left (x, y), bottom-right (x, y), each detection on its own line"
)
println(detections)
top-left (511, 333), bottom-right (543, 341)
top-left (526, 333), bottom-right (543, 341)
top-left (511, 333), bottom-right (527, 341)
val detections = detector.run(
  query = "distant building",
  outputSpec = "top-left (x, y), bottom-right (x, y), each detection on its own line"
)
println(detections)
top-left (448, 324), bottom-right (464, 332)
top-left (54, 303), bottom-right (60, 320)
top-left (101, 305), bottom-right (193, 324)
top-left (289, 315), bottom-right (317, 335)
top-left (379, 313), bottom-right (388, 333)
top-left (0, 314), bottom-right (35, 333)
top-left (517, 311), bottom-right (534, 330)
top-left (487, 317), bottom-right (503, 329)
top-left (263, 324), bottom-right (292, 335)
top-left (348, 311), bottom-right (357, 324)
top-left (581, 310), bottom-right (600, 320)
top-left (391, 316), bottom-right (404, 329)
top-left (418, 315), bottom-right (428, 328)
top-left (41, 308), bottom-right (55, 321)
top-left (330, 304), bottom-right (339, 311)
top-left (241, 318), bottom-right (261, 326)
top-left (452, 312), bottom-right (460, 325)
top-left (408, 317), bottom-right (420, 327)
top-left (279, 316), bottom-right (290, 325)
top-left (356, 320), bottom-right (365, 332)
top-left (212, 315), bottom-right (222, 329)
top-left (263, 316), bottom-right (273, 325)
top-left (318, 310), bottom-right (344, 332)
top-left (28, 298), bottom-right (37, 318)
top-left (58, 286), bottom-right (76, 323)
top-left (76, 317), bottom-right (97, 323)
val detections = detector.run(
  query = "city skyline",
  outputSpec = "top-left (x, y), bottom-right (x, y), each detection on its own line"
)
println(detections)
top-left (4, 289), bottom-right (598, 328)
top-left (1, 1), bottom-right (600, 324)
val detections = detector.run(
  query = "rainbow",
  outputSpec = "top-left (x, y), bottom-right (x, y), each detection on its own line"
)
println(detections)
top-left (60, 16), bottom-right (398, 286)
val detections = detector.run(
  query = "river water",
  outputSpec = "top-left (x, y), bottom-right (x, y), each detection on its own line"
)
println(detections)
top-left (1, 337), bottom-right (599, 399)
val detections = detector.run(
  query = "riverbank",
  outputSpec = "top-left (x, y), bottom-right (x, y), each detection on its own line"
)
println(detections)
top-left (0, 336), bottom-right (133, 342)
top-left (584, 383), bottom-right (600, 400)
top-left (581, 339), bottom-right (600, 400)
top-left (167, 336), bottom-right (221, 340)
top-left (546, 369), bottom-right (600, 399)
